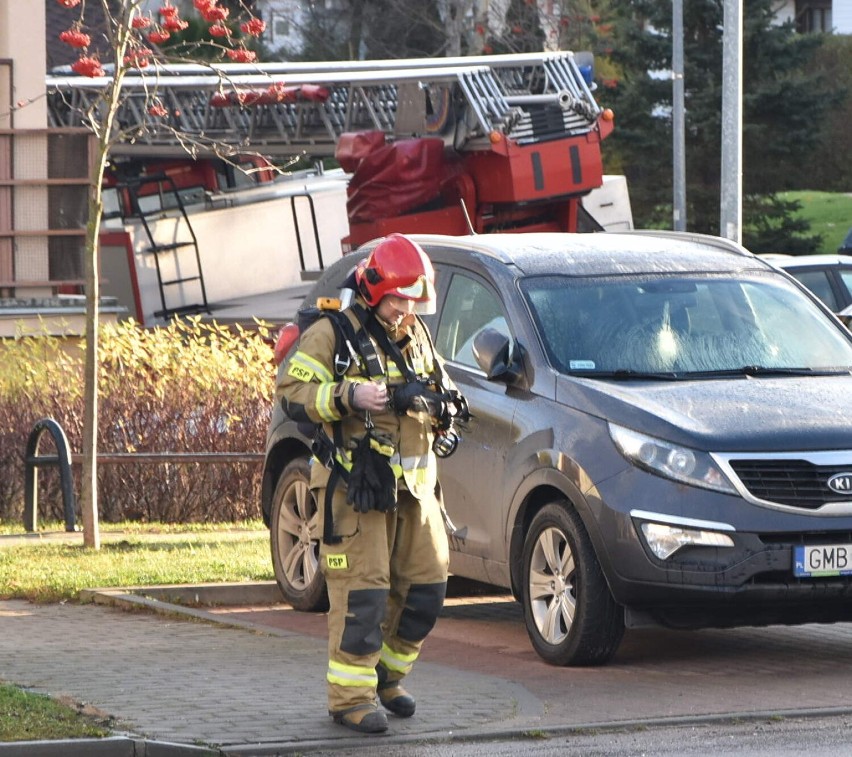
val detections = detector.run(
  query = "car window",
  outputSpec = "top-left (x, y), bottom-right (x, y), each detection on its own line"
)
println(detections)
top-left (789, 270), bottom-right (839, 311)
top-left (521, 272), bottom-right (852, 375)
top-left (436, 274), bottom-right (509, 368)
top-left (840, 270), bottom-right (852, 302)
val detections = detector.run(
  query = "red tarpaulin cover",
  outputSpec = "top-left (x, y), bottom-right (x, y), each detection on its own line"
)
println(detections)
top-left (337, 132), bottom-right (448, 224)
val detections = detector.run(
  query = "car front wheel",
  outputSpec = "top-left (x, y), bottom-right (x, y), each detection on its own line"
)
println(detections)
top-left (270, 457), bottom-right (328, 612)
top-left (522, 501), bottom-right (624, 666)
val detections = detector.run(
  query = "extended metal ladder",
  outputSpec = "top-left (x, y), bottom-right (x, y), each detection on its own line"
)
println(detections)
top-left (46, 52), bottom-right (602, 158)
top-left (120, 174), bottom-right (209, 319)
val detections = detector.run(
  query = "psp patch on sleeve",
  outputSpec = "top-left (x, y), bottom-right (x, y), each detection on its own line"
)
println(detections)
top-left (287, 363), bottom-right (314, 382)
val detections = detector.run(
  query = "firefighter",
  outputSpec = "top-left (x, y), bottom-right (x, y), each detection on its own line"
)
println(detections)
top-left (276, 234), bottom-right (466, 734)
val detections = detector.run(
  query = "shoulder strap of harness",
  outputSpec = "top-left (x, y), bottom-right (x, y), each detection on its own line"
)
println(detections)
top-left (316, 305), bottom-right (382, 544)
top-left (347, 303), bottom-right (386, 379)
top-left (319, 309), bottom-right (358, 379)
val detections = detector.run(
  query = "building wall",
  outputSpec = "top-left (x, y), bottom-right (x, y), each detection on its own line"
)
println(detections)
top-left (3, 3), bottom-right (48, 128)
top-left (834, 0), bottom-right (852, 32)
top-left (1, 1), bottom-right (98, 336)
top-left (258, 0), bottom-right (306, 56)
top-left (0, 0), bottom-right (50, 298)
top-left (774, 0), bottom-right (797, 26)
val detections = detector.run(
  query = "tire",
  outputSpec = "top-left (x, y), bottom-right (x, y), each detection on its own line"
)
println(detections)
top-left (522, 501), bottom-right (624, 666)
top-left (270, 457), bottom-right (328, 612)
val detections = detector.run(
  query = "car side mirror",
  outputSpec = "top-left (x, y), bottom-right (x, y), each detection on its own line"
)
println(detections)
top-left (473, 327), bottom-right (521, 382)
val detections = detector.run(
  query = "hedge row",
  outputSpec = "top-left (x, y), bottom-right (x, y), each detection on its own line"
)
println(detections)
top-left (0, 317), bottom-right (277, 524)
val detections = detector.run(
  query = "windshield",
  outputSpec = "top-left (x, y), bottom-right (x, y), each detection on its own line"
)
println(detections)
top-left (521, 272), bottom-right (852, 377)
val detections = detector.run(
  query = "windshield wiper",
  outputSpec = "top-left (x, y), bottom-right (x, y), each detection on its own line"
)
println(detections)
top-left (575, 366), bottom-right (852, 381)
top-left (681, 366), bottom-right (852, 378)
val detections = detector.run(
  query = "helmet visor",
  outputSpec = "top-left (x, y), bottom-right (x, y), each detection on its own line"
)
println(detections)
top-left (393, 274), bottom-right (436, 308)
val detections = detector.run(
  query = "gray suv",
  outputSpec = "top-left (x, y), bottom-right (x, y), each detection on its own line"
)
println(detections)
top-left (262, 231), bottom-right (852, 666)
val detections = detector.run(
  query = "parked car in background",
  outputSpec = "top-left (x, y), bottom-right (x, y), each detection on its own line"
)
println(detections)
top-left (839, 226), bottom-right (852, 255)
top-left (263, 231), bottom-right (852, 666)
top-left (762, 253), bottom-right (852, 325)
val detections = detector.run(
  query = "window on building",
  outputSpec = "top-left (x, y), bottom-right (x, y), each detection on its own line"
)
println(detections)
top-left (273, 15), bottom-right (290, 40)
top-left (796, 1), bottom-right (832, 32)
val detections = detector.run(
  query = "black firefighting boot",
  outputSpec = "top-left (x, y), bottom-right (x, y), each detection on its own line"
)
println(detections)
top-left (376, 664), bottom-right (416, 718)
top-left (377, 682), bottom-right (416, 718)
top-left (330, 703), bottom-right (389, 734)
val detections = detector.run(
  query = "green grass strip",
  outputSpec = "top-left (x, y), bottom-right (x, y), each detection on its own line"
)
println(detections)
top-left (0, 684), bottom-right (110, 741)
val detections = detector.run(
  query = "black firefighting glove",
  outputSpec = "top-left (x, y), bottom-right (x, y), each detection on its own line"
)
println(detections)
top-left (346, 430), bottom-right (397, 513)
top-left (391, 380), bottom-right (443, 415)
top-left (393, 382), bottom-right (472, 432)
top-left (393, 381), bottom-right (459, 431)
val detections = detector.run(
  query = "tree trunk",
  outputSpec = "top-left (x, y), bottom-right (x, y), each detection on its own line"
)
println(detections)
top-left (80, 0), bottom-right (134, 549)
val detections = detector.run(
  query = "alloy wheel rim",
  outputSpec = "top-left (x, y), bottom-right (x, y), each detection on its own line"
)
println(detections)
top-left (528, 525), bottom-right (577, 645)
top-left (276, 478), bottom-right (320, 590)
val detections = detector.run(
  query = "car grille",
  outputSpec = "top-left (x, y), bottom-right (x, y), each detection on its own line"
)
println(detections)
top-left (728, 458), bottom-right (852, 510)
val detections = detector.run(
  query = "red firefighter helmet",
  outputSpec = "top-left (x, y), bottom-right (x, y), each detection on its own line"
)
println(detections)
top-left (355, 234), bottom-right (436, 314)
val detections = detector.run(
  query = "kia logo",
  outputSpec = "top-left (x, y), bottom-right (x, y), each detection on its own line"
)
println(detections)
top-left (827, 473), bottom-right (852, 494)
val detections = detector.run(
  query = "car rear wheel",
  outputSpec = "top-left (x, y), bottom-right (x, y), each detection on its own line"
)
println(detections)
top-left (270, 457), bottom-right (328, 612)
top-left (522, 501), bottom-right (624, 666)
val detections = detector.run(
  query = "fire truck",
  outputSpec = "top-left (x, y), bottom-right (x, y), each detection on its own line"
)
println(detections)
top-left (46, 52), bottom-right (629, 324)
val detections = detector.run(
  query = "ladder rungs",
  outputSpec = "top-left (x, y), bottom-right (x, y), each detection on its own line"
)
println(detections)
top-left (144, 242), bottom-right (195, 253)
top-left (154, 304), bottom-right (210, 318)
top-left (161, 275), bottom-right (202, 286)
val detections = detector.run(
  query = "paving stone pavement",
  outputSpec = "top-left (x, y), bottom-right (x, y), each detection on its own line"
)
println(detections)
top-left (7, 573), bottom-right (852, 755)
top-left (0, 599), bottom-right (541, 753)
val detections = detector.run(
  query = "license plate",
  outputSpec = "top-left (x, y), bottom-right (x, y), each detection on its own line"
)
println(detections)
top-left (794, 544), bottom-right (852, 577)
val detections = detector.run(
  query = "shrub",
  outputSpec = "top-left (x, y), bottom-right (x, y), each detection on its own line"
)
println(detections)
top-left (0, 317), bottom-right (276, 524)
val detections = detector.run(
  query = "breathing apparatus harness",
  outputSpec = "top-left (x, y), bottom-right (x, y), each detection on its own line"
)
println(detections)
top-left (303, 300), bottom-right (469, 544)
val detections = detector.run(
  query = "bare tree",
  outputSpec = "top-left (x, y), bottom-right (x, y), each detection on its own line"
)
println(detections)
top-left (53, 0), bottom-right (270, 548)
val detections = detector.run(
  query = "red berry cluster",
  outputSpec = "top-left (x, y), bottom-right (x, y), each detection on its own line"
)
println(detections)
top-left (226, 47), bottom-right (257, 63)
top-left (70, 56), bottom-right (104, 77)
top-left (57, 1), bottom-right (265, 88)
top-left (123, 47), bottom-right (153, 69)
top-left (240, 18), bottom-right (266, 37)
top-left (59, 27), bottom-right (91, 49)
top-left (146, 3), bottom-right (187, 45)
top-left (196, 0), bottom-right (265, 44)
top-left (147, 102), bottom-right (169, 117)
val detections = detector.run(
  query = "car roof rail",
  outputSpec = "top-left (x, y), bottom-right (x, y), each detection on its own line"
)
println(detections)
top-left (615, 229), bottom-right (753, 257)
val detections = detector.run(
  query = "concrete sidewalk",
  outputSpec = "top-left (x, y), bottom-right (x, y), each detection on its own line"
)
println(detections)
top-left (0, 583), bottom-right (540, 756)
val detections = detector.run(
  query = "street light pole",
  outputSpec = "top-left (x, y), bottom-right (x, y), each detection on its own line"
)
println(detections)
top-left (720, 0), bottom-right (743, 242)
top-left (672, 0), bottom-right (686, 231)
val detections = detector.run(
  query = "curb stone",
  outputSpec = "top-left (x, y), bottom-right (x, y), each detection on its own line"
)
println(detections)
top-left (0, 736), bottom-right (218, 756)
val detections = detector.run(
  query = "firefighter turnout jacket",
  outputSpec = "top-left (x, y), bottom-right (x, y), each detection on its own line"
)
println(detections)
top-left (277, 300), bottom-right (446, 502)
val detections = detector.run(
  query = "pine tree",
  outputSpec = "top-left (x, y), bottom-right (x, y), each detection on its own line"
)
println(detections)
top-left (604, 0), bottom-right (832, 250)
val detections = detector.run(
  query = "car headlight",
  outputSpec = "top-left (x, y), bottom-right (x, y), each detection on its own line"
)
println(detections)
top-left (608, 423), bottom-right (737, 494)
top-left (639, 520), bottom-right (735, 560)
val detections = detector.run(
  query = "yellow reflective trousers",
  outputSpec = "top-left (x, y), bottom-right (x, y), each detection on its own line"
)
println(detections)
top-left (318, 480), bottom-right (449, 713)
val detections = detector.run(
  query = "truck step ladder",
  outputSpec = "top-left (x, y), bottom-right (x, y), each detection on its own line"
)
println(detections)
top-left (120, 174), bottom-right (209, 319)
